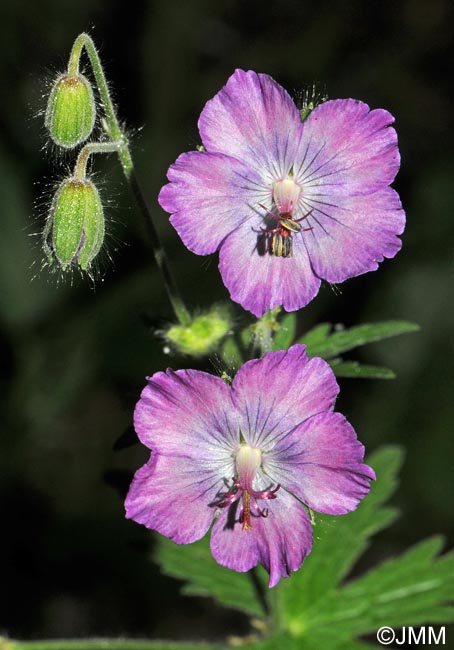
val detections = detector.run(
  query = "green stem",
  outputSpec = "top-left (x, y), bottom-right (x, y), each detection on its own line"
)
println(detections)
top-left (73, 141), bottom-right (122, 180)
top-left (67, 33), bottom-right (190, 326)
top-left (3, 641), bottom-right (220, 650)
top-left (128, 172), bottom-right (191, 326)
top-left (68, 34), bottom-right (128, 168)
top-left (269, 583), bottom-right (284, 634)
top-left (253, 308), bottom-right (280, 357)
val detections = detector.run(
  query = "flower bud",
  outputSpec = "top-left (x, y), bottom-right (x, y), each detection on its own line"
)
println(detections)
top-left (165, 308), bottom-right (232, 357)
top-left (45, 73), bottom-right (96, 148)
top-left (45, 177), bottom-right (105, 271)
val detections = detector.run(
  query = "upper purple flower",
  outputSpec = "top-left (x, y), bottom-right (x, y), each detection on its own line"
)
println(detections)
top-left (159, 70), bottom-right (405, 317)
top-left (125, 345), bottom-right (375, 587)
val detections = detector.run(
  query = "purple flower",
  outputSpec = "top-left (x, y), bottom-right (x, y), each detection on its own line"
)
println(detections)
top-left (159, 70), bottom-right (405, 317)
top-left (125, 345), bottom-right (375, 587)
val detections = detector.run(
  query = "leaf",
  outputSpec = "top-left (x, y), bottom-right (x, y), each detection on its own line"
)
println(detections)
top-left (323, 536), bottom-right (454, 633)
top-left (302, 321), bottom-right (419, 359)
top-left (154, 533), bottom-right (268, 618)
top-left (272, 313), bottom-right (297, 351)
top-left (281, 446), bottom-right (403, 620)
top-left (243, 633), bottom-right (299, 650)
top-left (300, 323), bottom-right (331, 351)
top-left (329, 360), bottom-right (396, 379)
top-left (299, 536), bottom-right (454, 648)
top-left (221, 336), bottom-right (243, 370)
top-left (280, 447), bottom-right (454, 648)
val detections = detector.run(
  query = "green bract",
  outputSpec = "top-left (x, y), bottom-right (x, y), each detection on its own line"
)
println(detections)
top-left (45, 73), bottom-right (95, 148)
top-left (166, 309), bottom-right (231, 356)
top-left (45, 178), bottom-right (105, 271)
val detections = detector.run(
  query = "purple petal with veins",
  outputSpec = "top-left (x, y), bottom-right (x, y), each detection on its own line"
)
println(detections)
top-left (159, 70), bottom-right (405, 316)
top-left (125, 346), bottom-right (375, 587)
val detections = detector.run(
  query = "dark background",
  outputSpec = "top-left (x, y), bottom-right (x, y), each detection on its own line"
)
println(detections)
top-left (1, 0), bottom-right (452, 641)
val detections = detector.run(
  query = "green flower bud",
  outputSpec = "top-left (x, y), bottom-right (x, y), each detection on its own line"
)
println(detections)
top-left (300, 101), bottom-right (315, 122)
top-left (166, 308), bottom-right (232, 357)
top-left (45, 177), bottom-right (105, 271)
top-left (45, 73), bottom-right (96, 148)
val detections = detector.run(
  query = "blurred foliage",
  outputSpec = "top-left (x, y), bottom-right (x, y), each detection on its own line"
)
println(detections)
top-left (0, 0), bottom-right (453, 641)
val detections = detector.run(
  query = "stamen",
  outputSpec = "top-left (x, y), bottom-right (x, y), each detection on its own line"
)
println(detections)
top-left (242, 489), bottom-right (252, 531)
top-left (213, 445), bottom-right (280, 531)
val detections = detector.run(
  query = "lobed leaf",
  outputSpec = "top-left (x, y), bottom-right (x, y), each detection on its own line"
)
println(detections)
top-left (302, 321), bottom-right (419, 359)
top-left (300, 323), bottom-right (331, 351)
top-left (155, 446), bottom-right (453, 650)
top-left (155, 534), bottom-right (267, 618)
top-left (280, 446), bottom-right (404, 620)
top-left (329, 359), bottom-right (396, 379)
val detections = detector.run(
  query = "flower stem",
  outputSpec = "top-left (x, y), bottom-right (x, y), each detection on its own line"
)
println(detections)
top-left (2, 640), bottom-right (220, 650)
top-left (73, 141), bottom-right (122, 180)
top-left (253, 308), bottom-right (281, 356)
top-left (67, 33), bottom-right (191, 326)
top-left (68, 34), bottom-right (130, 173)
top-left (270, 582), bottom-right (284, 633)
top-left (127, 171), bottom-right (191, 326)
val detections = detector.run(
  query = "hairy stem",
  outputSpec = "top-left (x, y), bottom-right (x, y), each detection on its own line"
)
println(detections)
top-left (67, 33), bottom-right (190, 325)
top-left (2, 640), bottom-right (220, 650)
top-left (73, 141), bottom-right (122, 179)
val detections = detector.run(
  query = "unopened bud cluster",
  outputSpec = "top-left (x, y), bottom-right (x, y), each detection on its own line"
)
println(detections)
top-left (43, 39), bottom-right (108, 273)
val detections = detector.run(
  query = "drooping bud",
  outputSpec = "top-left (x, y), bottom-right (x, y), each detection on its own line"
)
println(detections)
top-left (165, 307), bottom-right (231, 357)
top-left (45, 73), bottom-right (96, 148)
top-left (45, 177), bottom-right (105, 271)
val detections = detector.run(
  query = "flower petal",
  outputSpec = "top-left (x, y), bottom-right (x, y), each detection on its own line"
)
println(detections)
top-left (295, 99), bottom-right (400, 196)
top-left (125, 453), bottom-right (221, 543)
top-left (264, 411), bottom-right (375, 515)
top-left (199, 69), bottom-right (302, 180)
top-left (134, 368), bottom-right (238, 459)
top-left (159, 151), bottom-right (267, 255)
top-left (302, 187), bottom-right (405, 282)
top-left (210, 488), bottom-right (312, 587)
top-left (231, 345), bottom-right (339, 450)
top-left (219, 221), bottom-right (321, 317)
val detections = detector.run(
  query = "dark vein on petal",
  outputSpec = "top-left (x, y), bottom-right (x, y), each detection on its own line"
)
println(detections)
top-left (293, 134), bottom-right (312, 178)
top-left (296, 141), bottom-right (327, 183)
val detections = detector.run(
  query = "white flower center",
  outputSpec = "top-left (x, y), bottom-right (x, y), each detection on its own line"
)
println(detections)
top-left (272, 178), bottom-right (301, 214)
top-left (235, 445), bottom-right (261, 490)
top-left (215, 444), bottom-right (279, 532)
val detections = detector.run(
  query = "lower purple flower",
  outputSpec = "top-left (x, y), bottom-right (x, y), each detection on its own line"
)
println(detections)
top-left (125, 345), bottom-right (375, 587)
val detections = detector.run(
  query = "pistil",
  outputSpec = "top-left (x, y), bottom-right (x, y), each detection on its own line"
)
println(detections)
top-left (214, 444), bottom-right (280, 531)
top-left (273, 177), bottom-right (301, 215)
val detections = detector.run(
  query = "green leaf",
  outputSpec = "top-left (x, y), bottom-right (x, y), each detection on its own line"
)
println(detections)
top-left (221, 336), bottom-right (243, 370)
top-left (280, 446), bottom-right (454, 648)
top-left (300, 323), bottom-right (331, 351)
top-left (272, 313), bottom-right (297, 350)
top-left (329, 359), bottom-right (396, 379)
top-left (153, 446), bottom-right (454, 650)
top-left (155, 533), bottom-right (268, 618)
top-left (300, 536), bottom-right (454, 646)
top-left (242, 633), bottom-right (299, 650)
top-left (281, 446), bottom-right (403, 621)
top-left (302, 321), bottom-right (419, 359)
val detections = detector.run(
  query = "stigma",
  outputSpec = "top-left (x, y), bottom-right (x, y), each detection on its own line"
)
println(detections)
top-left (214, 444), bottom-right (280, 532)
